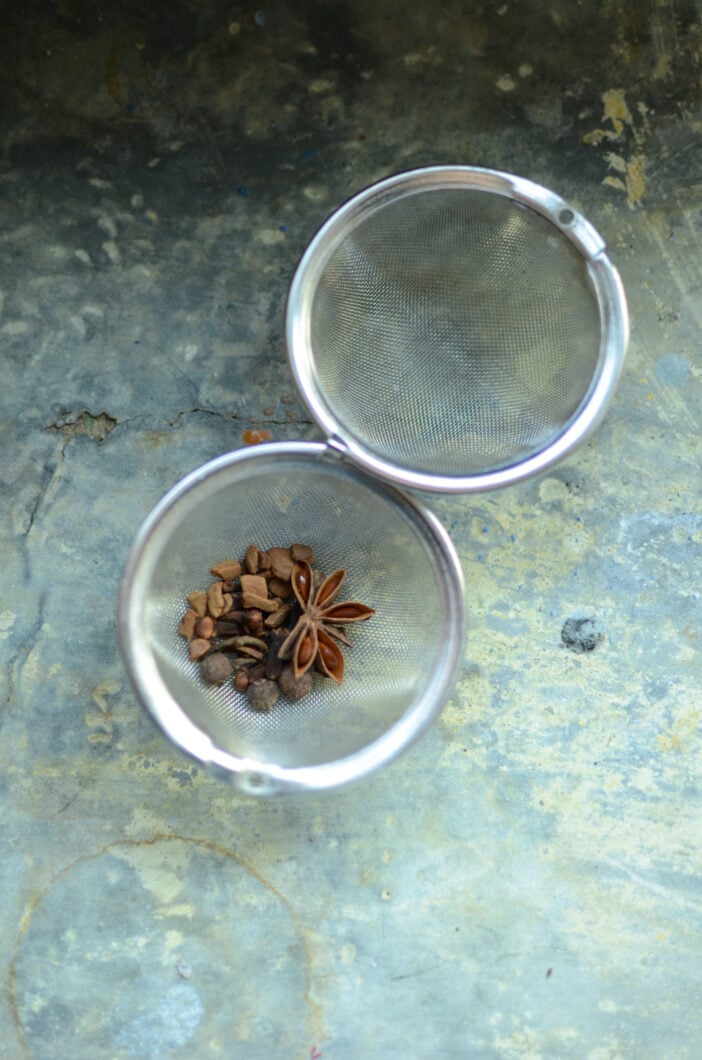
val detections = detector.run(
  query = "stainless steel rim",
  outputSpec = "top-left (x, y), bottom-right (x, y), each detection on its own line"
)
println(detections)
top-left (117, 441), bottom-right (466, 796)
top-left (286, 165), bottom-right (629, 493)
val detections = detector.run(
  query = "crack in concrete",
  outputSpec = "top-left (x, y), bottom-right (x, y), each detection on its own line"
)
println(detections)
top-left (4, 589), bottom-right (47, 716)
top-left (109, 406), bottom-right (315, 432)
top-left (15, 447), bottom-right (65, 600)
top-left (44, 407), bottom-right (315, 445)
top-left (23, 460), bottom-right (60, 539)
top-left (164, 406), bottom-right (315, 429)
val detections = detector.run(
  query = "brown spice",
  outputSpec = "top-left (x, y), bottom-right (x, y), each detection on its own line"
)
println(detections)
top-left (211, 639), bottom-right (246, 654)
top-left (180, 542), bottom-right (373, 709)
top-left (216, 635), bottom-right (268, 653)
top-left (234, 671), bottom-right (250, 692)
top-left (187, 590), bottom-right (207, 618)
top-left (200, 652), bottom-right (234, 684)
top-left (242, 591), bottom-right (278, 613)
top-left (210, 559), bottom-right (242, 581)
top-left (240, 573), bottom-right (267, 597)
top-left (278, 665), bottom-right (314, 701)
top-left (291, 544), bottom-right (316, 563)
top-left (194, 615), bottom-right (216, 640)
top-left (277, 561), bottom-right (375, 683)
top-left (178, 609), bottom-right (198, 640)
top-left (189, 638), bottom-right (211, 661)
top-left (268, 547), bottom-right (294, 580)
top-left (246, 663), bottom-right (266, 684)
top-left (265, 633), bottom-right (286, 680)
top-left (236, 644), bottom-right (264, 660)
top-left (257, 550), bottom-right (272, 571)
top-left (207, 581), bottom-right (226, 618)
top-left (244, 544), bottom-right (259, 574)
top-left (247, 678), bottom-right (280, 712)
top-left (245, 609), bottom-right (264, 635)
top-left (264, 602), bottom-right (291, 629)
top-left (268, 576), bottom-right (292, 599)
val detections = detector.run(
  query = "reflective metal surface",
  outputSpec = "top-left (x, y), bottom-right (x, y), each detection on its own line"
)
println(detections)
top-left (118, 442), bottom-right (466, 794)
top-left (287, 166), bottom-right (629, 492)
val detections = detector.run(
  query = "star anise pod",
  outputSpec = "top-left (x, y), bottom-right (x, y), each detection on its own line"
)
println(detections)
top-left (277, 561), bottom-right (375, 684)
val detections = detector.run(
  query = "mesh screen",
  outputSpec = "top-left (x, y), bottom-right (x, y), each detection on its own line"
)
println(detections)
top-left (139, 455), bottom-right (451, 769)
top-left (309, 189), bottom-right (602, 475)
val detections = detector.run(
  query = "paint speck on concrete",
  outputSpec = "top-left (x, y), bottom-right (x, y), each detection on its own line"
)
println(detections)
top-left (257, 227), bottom-right (286, 245)
top-left (309, 78), bottom-right (335, 94)
top-left (3, 319), bottom-right (30, 336)
top-left (602, 87), bottom-right (633, 132)
top-left (303, 185), bottom-right (328, 202)
top-left (584, 88), bottom-right (649, 206)
top-left (97, 215), bottom-right (118, 238)
top-left (102, 240), bottom-right (121, 265)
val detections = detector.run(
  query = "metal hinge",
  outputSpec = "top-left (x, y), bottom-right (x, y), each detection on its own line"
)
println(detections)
top-left (324, 434), bottom-right (349, 460)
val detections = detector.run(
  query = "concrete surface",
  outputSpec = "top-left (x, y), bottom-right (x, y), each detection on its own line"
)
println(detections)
top-left (1, 1), bottom-right (701, 1057)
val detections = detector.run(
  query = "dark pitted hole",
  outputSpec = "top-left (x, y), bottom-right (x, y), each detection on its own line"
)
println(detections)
top-left (559, 208), bottom-right (575, 226)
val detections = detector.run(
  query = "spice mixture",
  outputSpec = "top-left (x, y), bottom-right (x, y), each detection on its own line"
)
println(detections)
top-left (178, 544), bottom-right (374, 711)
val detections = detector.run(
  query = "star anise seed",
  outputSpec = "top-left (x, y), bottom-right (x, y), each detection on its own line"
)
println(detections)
top-left (277, 561), bottom-right (375, 683)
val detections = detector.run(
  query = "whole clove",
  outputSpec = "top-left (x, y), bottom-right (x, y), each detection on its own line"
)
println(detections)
top-left (265, 634), bottom-right (286, 681)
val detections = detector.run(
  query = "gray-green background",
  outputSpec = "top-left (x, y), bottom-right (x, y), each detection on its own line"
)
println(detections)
top-left (2, 2), bottom-right (700, 1056)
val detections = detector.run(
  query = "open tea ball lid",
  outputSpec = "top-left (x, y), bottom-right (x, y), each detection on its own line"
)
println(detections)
top-left (286, 165), bottom-right (628, 494)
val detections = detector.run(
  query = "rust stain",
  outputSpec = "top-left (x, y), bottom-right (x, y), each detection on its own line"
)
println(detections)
top-left (625, 153), bottom-right (646, 207)
top-left (602, 87), bottom-right (633, 132)
top-left (8, 833), bottom-right (326, 1056)
top-left (582, 89), bottom-right (631, 146)
top-left (583, 88), bottom-right (648, 208)
top-left (242, 428), bottom-right (273, 445)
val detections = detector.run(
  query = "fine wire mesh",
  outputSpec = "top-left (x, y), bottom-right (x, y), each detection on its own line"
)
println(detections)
top-left (309, 188), bottom-right (603, 476)
top-left (139, 454), bottom-right (451, 769)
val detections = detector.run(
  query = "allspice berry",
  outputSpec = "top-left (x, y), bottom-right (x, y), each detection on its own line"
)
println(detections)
top-left (278, 665), bottom-right (313, 702)
top-left (200, 652), bottom-right (234, 685)
top-left (247, 678), bottom-right (280, 712)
